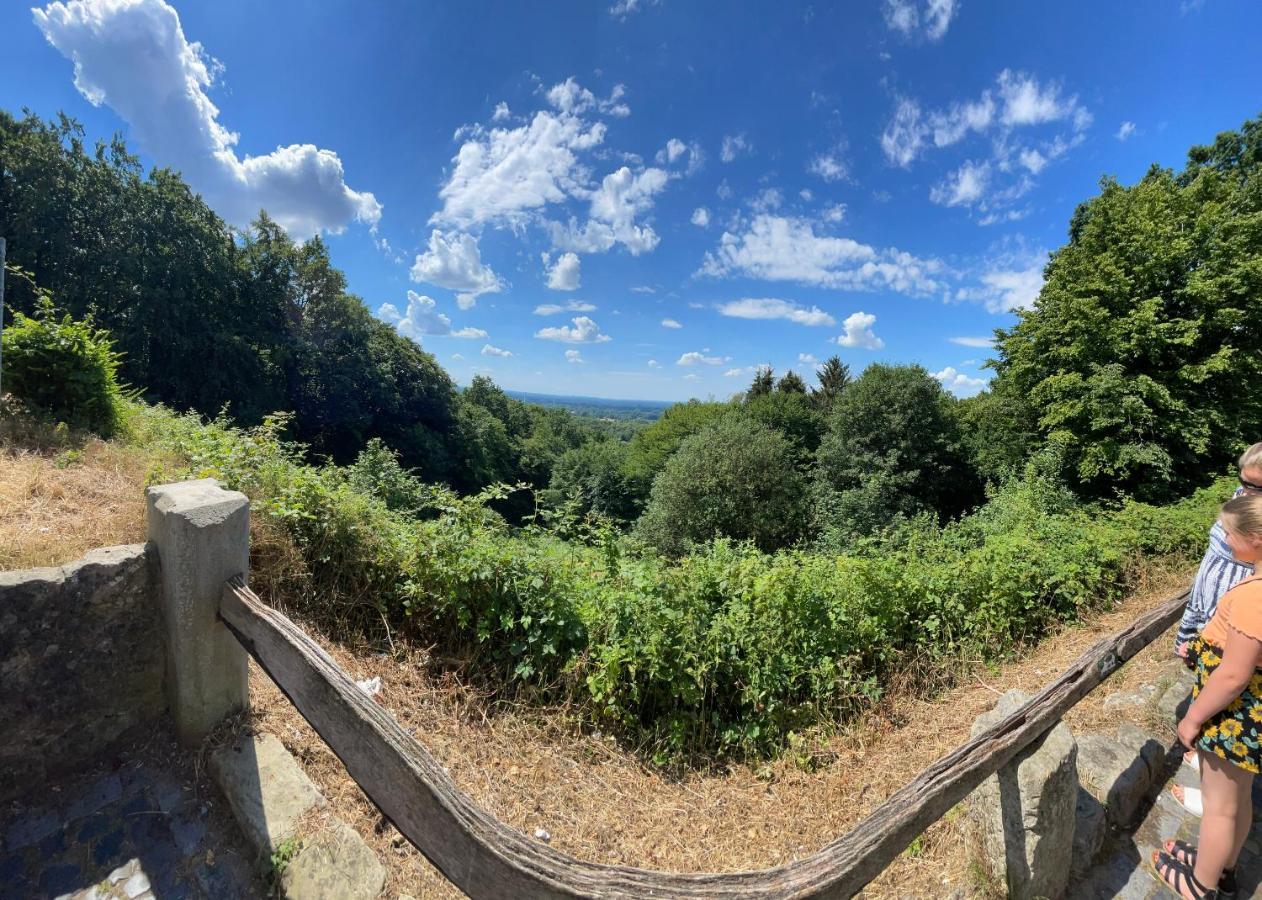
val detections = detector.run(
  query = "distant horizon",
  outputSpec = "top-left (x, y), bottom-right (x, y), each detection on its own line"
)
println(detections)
top-left (504, 388), bottom-right (676, 409)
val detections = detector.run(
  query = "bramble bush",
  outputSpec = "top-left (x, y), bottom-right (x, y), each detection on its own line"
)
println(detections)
top-left (125, 400), bottom-right (1227, 761)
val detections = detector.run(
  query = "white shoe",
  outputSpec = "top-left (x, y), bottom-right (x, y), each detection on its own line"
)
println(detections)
top-left (1172, 784), bottom-right (1204, 816)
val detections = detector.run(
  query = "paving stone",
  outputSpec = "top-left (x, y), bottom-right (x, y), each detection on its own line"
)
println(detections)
top-left (210, 733), bottom-right (326, 855)
top-left (279, 821), bottom-right (386, 900)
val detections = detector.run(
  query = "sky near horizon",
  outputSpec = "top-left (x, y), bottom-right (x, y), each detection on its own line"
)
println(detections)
top-left (3, 0), bottom-right (1260, 402)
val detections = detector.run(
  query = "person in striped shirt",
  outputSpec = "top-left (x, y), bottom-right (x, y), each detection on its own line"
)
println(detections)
top-left (1177, 443), bottom-right (1262, 655)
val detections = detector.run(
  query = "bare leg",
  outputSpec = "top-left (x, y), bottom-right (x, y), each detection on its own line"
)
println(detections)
top-left (1194, 749), bottom-right (1254, 887)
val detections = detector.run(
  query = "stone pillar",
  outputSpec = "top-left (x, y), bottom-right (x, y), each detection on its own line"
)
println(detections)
top-left (146, 479), bottom-right (250, 745)
top-left (967, 689), bottom-right (1078, 900)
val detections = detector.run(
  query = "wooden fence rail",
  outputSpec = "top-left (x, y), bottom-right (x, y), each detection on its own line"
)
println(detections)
top-left (220, 576), bottom-right (1190, 898)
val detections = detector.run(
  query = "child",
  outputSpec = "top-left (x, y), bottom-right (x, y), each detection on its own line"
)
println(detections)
top-left (1153, 492), bottom-right (1262, 899)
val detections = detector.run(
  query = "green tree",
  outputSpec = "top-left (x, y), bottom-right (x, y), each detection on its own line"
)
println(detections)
top-left (747, 366), bottom-right (775, 399)
top-left (815, 364), bottom-right (981, 539)
top-left (777, 370), bottom-right (807, 393)
top-left (991, 115), bottom-right (1262, 499)
top-left (545, 440), bottom-right (640, 521)
top-left (636, 415), bottom-right (808, 554)
top-left (744, 390), bottom-right (824, 456)
top-left (811, 356), bottom-right (850, 411)
top-left (622, 400), bottom-right (731, 500)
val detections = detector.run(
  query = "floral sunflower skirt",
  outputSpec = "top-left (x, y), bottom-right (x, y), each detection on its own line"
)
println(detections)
top-left (1188, 635), bottom-right (1262, 774)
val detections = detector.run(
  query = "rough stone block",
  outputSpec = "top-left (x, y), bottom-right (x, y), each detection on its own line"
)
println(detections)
top-left (1071, 787), bottom-right (1108, 879)
top-left (209, 733), bottom-right (325, 853)
top-left (147, 479), bottom-right (250, 745)
top-left (1078, 728), bottom-right (1160, 828)
top-left (1154, 679), bottom-right (1193, 727)
top-left (967, 689), bottom-right (1078, 900)
top-left (280, 821), bottom-right (385, 900)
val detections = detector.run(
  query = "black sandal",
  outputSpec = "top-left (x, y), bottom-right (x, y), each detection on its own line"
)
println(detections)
top-left (1151, 850), bottom-right (1219, 899)
top-left (1162, 842), bottom-right (1238, 899)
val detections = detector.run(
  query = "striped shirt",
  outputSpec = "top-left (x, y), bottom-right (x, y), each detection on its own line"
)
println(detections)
top-left (1176, 489), bottom-right (1255, 648)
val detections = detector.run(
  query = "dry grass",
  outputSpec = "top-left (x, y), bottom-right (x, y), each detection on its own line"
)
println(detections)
top-left (0, 439), bottom-right (161, 569)
top-left (244, 561), bottom-right (1195, 900)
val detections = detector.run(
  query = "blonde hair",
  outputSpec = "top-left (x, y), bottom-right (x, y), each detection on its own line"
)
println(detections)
top-left (1222, 493), bottom-right (1262, 540)
top-left (1240, 442), bottom-right (1262, 473)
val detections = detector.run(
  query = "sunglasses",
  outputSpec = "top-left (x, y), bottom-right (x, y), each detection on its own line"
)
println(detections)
top-left (1241, 476), bottom-right (1262, 492)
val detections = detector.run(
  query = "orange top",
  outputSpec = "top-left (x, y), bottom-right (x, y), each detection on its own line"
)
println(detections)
top-left (1202, 576), bottom-right (1262, 648)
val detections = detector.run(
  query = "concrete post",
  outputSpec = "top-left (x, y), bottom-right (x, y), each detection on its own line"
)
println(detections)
top-left (146, 479), bottom-right (250, 745)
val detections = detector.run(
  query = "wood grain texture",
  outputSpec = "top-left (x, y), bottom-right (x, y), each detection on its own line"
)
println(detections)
top-left (220, 578), bottom-right (1189, 899)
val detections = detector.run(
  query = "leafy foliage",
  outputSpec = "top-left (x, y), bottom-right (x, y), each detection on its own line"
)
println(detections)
top-left (636, 415), bottom-right (810, 554)
top-left (1, 301), bottom-right (124, 436)
top-left (991, 114), bottom-right (1262, 499)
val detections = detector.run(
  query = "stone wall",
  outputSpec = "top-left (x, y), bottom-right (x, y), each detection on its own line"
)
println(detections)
top-left (0, 544), bottom-right (166, 802)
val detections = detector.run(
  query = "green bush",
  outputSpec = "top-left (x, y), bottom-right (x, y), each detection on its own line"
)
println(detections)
top-left (636, 415), bottom-right (809, 554)
top-left (128, 399), bottom-right (1230, 762)
top-left (2, 301), bottom-right (124, 436)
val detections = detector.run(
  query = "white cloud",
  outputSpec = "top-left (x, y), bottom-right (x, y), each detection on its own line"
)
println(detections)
top-left (1116, 121), bottom-right (1137, 141)
top-left (377, 291), bottom-right (450, 341)
top-left (834, 311), bottom-right (884, 350)
top-left (700, 214), bottom-right (944, 295)
top-left (881, 98), bottom-right (925, 167)
top-left (928, 94), bottom-right (995, 147)
top-left (956, 256), bottom-right (1045, 313)
top-left (481, 344), bottom-right (513, 358)
top-left (491, 102), bottom-right (510, 122)
top-left (534, 315), bottom-right (611, 343)
top-left (808, 151), bottom-right (850, 183)
top-left (609, 0), bottom-right (658, 19)
top-left (822, 202), bottom-right (847, 223)
top-left (933, 366), bottom-right (988, 397)
top-left (883, 0), bottom-right (957, 41)
top-left (716, 180), bottom-right (734, 200)
top-left (452, 326), bottom-right (488, 339)
top-left (718, 297), bottom-right (836, 327)
top-left (678, 351), bottom-right (729, 366)
top-left (534, 299), bottom-right (596, 315)
top-left (723, 368), bottom-right (745, 377)
top-left (949, 336), bottom-right (993, 348)
top-left (565, 349), bottom-right (584, 364)
top-left (410, 229), bottom-right (503, 309)
top-left (750, 187), bottom-right (783, 212)
top-left (660, 138), bottom-right (687, 163)
top-left (997, 70), bottom-right (1082, 127)
top-left (798, 352), bottom-right (819, 364)
top-left (691, 207), bottom-right (711, 227)
top-left (720, 133), bottom-right (751, 162)
top-left (451, 353), bottom-right (465, 361)
top-left (647, 359), bottom-right (660, 367)
top-left (33, 0), bottom-right (380, 241)
top-left (631, 285), bottom-right (656, 294)
top-left (930, 160), bottom-right (990, 207)
top-left (548, 165), bottom-right (669, 255)
top-left (545, 251), bottom-right (581, 290)
top-left (661, 318), bottom-right (683, 329)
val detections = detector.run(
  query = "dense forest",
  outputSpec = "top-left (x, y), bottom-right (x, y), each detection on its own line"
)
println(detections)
top-left (3, 108), bottom-right (1261, 759)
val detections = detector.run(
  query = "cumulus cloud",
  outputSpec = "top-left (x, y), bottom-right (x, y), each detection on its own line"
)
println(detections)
top-left (883, 0), bottom-right (958, 41)
top-left (881, 98), bottom-right (925, 168)
top-left (949, 336), bottom-right (993, 348)
top-left (677, 351), bottom-right (729, 366)
top-left (933, 366), bottom-right (988, 397)
top-left (33, 0), bottom-right (381, 241)
top-left (377, 291), bottom-right (450, 342)
top-left (452, 326), bottom-right (488, 339)
top-left (700, 214), bottom-right (944, 295)
top-left (822, 202), bottom-right (847, 223)
top-left (717, 298), bottom-right (835, 327)
top-left (834, 312), bottom-right (884, 350)
top-left (548, 165), bottom-right (669, 255)
top-left (691, 207), bottom-right (711, 227)
top-left (545, 251), bottom-right (581, 290)
top-left (956, 254), bottom-right (1046, 313)
top-left (720, 133), bottom-right (751, 162)
top-left (491, 102), bottom-right (511, 122)
top-left (647, 359), bottom-right (660, 367)
top-left (997, 70), bottom-right (1083, 127)
top-left (410, 230), bottom-right (503, 309)
top-left (1116, 121), bottom-right (1137, 141)
top-left (534, 299), bottom-right (597, 315)
top-left (565, 349), bottom-right (584, 363)
top-left (481, 344), bottom-right (513, 357)
top-left (656, 138), bottom-right (704, 174)
top-left (808, 150), bottom-right (850, 183)
top-left (534, 315), bottom-right (611, 343)
top-left (661, 318), bottom-right (683, 329)
top-left (799, 353), bottom-right (819, 364)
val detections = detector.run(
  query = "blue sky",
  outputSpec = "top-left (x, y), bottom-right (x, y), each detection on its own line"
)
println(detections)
top-left (4, 0), bottom-right (1260, 402)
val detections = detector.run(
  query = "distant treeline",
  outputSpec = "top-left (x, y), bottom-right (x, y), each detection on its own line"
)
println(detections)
top-left (2, 108), bottom-right (1261, 551)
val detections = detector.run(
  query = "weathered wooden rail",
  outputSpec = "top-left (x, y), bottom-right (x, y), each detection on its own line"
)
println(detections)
top-left (219, 574), bottom-right (1190, 899)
